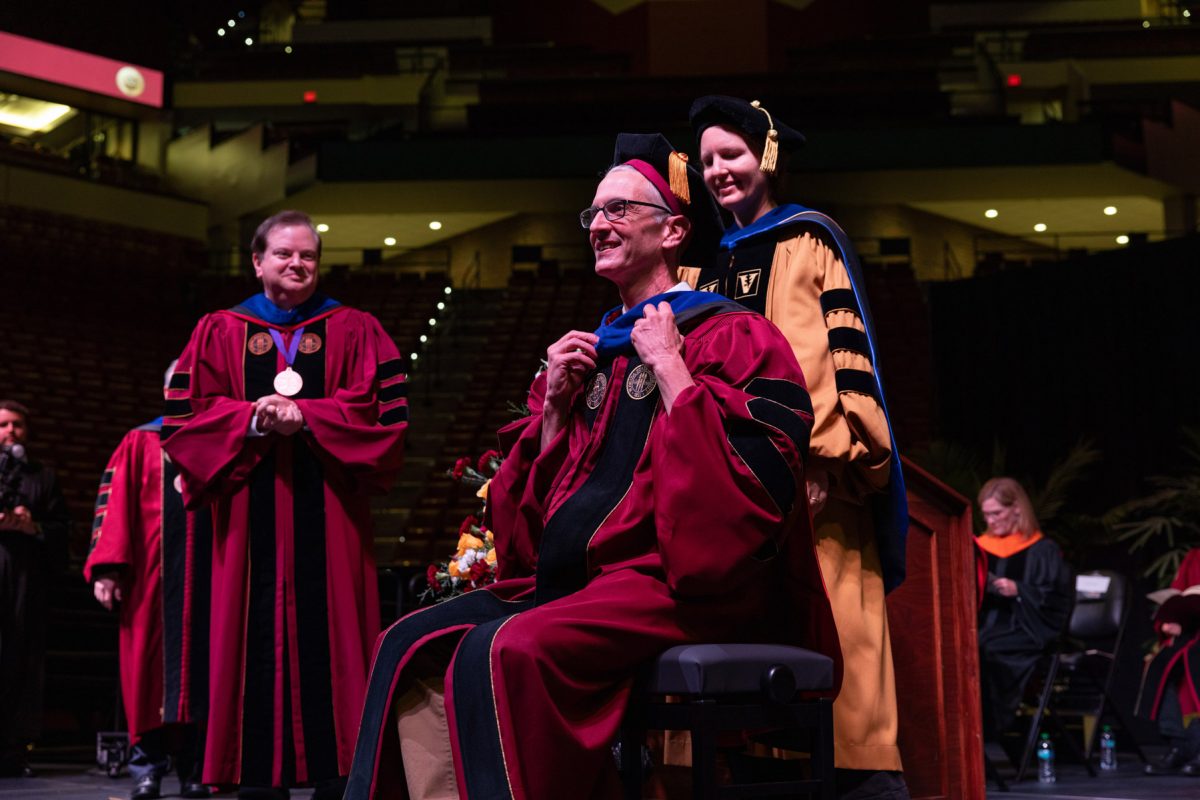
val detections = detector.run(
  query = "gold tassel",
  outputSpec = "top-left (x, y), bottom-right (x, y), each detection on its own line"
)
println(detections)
top-left (751, 100), bottom-right (780, 175)
top-left (668, 151), bottom-right (691, 205)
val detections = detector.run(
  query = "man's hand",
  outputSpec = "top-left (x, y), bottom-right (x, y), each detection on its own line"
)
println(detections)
top-left (631, 302), bottom-right (693, 412)
top-left (1162, 622), bottom-right (1183, 638)
top-left (93, 575), bottom-right (123, 610)
top-left (542, 331), bottom-right (598, 450)
top-left (806, 469), bottom-right (829, 515)
top-left (253, 395), bottom-right (305, 436)
top-left (0, 505), bottom-right (37, 535)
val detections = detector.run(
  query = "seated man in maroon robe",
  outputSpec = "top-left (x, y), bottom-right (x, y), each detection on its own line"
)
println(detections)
top-left (343, 134), bottom-right (841, 800)
top-left (163, 210), bottom-right (408, 800)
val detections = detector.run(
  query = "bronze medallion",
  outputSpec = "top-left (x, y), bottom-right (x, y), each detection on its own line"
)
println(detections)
top-left (248, 332), bottom-right (274, 355)
top-left (625, 364), bottom-right (658, 400)
top-left (585, 372), bottom-right (608, 410)
top-left (298, 332), bottom-right (323, 354)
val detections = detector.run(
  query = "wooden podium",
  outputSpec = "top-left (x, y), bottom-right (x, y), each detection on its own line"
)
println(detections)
top-left (890, 457), bottom-right (984, 800)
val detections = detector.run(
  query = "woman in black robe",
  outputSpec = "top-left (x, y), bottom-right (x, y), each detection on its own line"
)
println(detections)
top-left (975, 477), bottom-right (1073, 737)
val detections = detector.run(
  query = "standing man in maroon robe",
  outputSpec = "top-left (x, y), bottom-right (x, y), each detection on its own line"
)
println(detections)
top-left (85, 363), bottom-right (212, 800)
top-left (163, 210), bottom-right (408, 800)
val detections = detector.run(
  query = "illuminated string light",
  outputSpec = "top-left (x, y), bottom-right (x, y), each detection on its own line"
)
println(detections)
top-left (1033, 223), bottom-right (1047, 232)
top-left (984, 209), bottom-right (999, 219)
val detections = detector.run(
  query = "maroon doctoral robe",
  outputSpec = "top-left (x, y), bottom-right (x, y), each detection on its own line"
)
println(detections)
top-left (83, 420), bottom-right (212, 741)
top-left (345, 299), bottom-right (840, 800)
top-left (163, 297), bottom-right (407, 788)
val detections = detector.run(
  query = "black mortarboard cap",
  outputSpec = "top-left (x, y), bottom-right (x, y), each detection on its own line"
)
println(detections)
top-left (689, 95), bottom-right (805, 174)
top-left (610, 132), bottom-right (723, 266)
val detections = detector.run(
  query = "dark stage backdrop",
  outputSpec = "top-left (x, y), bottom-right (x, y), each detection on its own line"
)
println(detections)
top-left (929, 235), bottom-right (1200, 507)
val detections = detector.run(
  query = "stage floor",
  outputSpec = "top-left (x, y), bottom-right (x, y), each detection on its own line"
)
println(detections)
top-left (2, 760), bottom-right (1198, 799)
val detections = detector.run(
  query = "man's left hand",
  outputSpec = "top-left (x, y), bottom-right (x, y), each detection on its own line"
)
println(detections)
top-left (254, 395), bottom-right (305, 436)
top-left (0, 505), bottom-right (38, 535)
top-left (631, 302), bottom-right (694, 412)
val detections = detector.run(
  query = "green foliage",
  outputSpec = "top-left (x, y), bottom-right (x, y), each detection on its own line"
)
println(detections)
top-left (1107, 427), bottom-right (1200, 585)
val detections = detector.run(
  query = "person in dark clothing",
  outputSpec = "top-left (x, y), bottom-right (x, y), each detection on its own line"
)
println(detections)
top-left (0, 399), bottom-right (70, 777)
top-left (975, 477), bottom-right (1072, 739)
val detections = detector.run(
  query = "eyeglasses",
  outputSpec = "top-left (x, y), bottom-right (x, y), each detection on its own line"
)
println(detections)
top-left (579, 198), bottom-right (674, 229)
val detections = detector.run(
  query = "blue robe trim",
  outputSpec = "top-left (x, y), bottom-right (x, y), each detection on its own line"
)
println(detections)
top-left (721, 204), bottom-right (909, 593)
top-left (593, 290), bottom-right (729, 360)
top-left (137, 417), bottom-right (163, 432)
top-left (232, 292), bottom-right (341, 327)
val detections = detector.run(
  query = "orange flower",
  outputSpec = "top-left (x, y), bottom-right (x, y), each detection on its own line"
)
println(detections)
top-left (477, 478), bottom-right (491, 501)
top-left (457, 533), bottom-right (485, 553)
top-left (485, 530), bottom-right (494, 544)
top-left (448, 560), bottom-right (461, 578)
top-left (485, 548), bottom-right (497, 566)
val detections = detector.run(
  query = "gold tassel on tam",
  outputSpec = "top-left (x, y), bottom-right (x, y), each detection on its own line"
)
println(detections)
top-left (751, 100), bottom-right (780, 175)
top-left (668, 151), bottom-right (691, 205)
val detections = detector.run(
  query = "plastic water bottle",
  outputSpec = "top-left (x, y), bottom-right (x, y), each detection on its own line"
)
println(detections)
top-left (1099, 725), bottom-right (1118, 771)
top-left (1037, 733), bottom-right (1056, 784)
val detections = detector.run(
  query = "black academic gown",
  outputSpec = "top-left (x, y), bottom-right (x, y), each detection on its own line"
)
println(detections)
top-left (0, 456), bottom-right (70, 754)
top-left (977, 536), bottom-right (1073, 736)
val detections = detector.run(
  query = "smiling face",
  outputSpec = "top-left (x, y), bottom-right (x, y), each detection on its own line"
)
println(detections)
top-left (981, 497), bottom-right (1021, 537)
top-left (588, 169), bottom-right (680, 294)
top-left (252, 224), bottom-right (320, 309)
top-left (699, 124), bottom-right (775, 227)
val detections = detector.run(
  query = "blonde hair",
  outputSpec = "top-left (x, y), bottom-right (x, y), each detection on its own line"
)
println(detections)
top-left (978, 477), bottom-right (1040, 537)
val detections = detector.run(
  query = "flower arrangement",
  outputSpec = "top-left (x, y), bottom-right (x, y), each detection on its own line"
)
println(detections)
top-left (422, 450), bottom-right (504, 602)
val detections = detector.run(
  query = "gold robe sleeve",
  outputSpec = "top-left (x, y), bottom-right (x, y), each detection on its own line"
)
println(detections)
top-left (765, 230), bottom-right (892, 504)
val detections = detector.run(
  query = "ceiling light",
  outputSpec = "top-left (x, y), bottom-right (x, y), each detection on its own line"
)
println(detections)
top-left (1103, 206), bottom-right (1118, 216)
top-left (284, 46), bottom-right (293, 54)
top-left (437, 302), bottom-right (445, 310)
top-left (0, 96), bottom-right (76, 134)
top-left (984, 209), bottom-right (999, 219)
top-left (429, 318), bottom-right (437, 326)
top-left (217, 28), bottom-right (226, 36)
top-left (1142, 20), bottom-right (1150, 28)
top-left (244, 37), bottom-right (253, 46)
top-left (1033, 223), bottom-right (1047, 232)
top-left (1185, 9), bottom-right (1192, 18)
top-left (419, 335), bottom-right (428, 343)
top-left (444, 286), bottom-right (452, 295)
top-left (228, 19), bottom-right (236, 27)
top-left (428, 220), bottom-right (442, 231)
top-left (1116, 235), bottom-right (1130, 245)
top-left (384, 237), bottom-right (396, 246)
top-left (410, 353), bottom-right (418, 360)
top-left (316, 223), bottom-right (329, 233)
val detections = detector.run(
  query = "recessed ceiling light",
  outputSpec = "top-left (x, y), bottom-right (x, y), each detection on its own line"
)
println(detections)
top-left (217, 28), bottom-right (226, 36)
top-left (444, 286), bottom-right (452, 295)
top-left (1116, 235), bottom-right (1130, 245)
top-left (384, 237), bottom-right (396, 246)
top-left (228, 19), bottom-right (236, 27)
top-left (984, 209), bottom-right (999, 219)
top-left (1033, 223), bottom-right (1047, 232)
top-left (316, 223), bottom-right (329, 233)
top-left (284, 46), bottom-right (293, 54)
top-left (244, 37), bottom-right (253, 46)
top-left (428, 220), bottom-right (442, 231)
top-left (1103, 206), bottom-right (1118, 216)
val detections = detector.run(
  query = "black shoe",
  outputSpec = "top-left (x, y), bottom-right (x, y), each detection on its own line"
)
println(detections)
top-left (132, 774), bottom-right (162, 800)
top-left (1145, 746), bottom-right (1191, 775)
top-left (180, 780), bottom-right (211, 798)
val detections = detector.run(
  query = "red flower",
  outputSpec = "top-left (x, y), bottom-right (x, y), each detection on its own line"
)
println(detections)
top-left (477, 449), bottom-right (502, 474)
top-left (459, 515), bottom-right (480, 535)
top-left (468, 560), bottom-right (491, 584)
top-left (426, 563), bottom-right (441, 592)
top-left (451, 457), bottom-right (471, 479)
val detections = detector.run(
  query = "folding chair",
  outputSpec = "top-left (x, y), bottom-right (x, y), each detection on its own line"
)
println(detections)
top-left (1013, 569), bottom-right (1148, 780)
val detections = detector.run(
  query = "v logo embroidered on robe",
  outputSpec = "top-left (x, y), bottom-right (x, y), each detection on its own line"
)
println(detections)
top-left (735, 269), bottom-right (762, 299)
